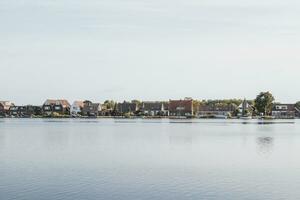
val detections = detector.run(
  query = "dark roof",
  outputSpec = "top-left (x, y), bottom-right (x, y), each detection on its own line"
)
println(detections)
top-left (198, 104), bottom-right (236, 112)
top-left (117, 101), bottom-right (138, 112)
top-left (141, 101), bottom-right (166, 111)
top-left (82, 101), bottom-right (101, 112)
top-left (272, 104), bottom-right (295, 112)
top-left (9, 105), bottom-right (41, 111)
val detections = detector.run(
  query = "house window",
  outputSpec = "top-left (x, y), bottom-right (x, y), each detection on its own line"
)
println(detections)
top-left (176, 107), bottom-right (185, 111)
top-left (44, 106), bottom-right (51, 111)
top-left (276, 106), bottom-right (288, 110)
top-left (54, 106), bottom-right (61, 110)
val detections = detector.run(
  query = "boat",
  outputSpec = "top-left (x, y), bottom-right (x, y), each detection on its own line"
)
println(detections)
top-left (240, 116), bottom-right (252, 120)
top-left (169, 116), bottom-right (188, 119)
top-left (214, 115), bottom-right (228, 119)
top-left (197, 114), bottom-right (227, 119)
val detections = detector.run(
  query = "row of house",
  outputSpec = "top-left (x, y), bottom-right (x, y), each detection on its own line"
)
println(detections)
top-left (1, 99), bottom-right (300, 118)
top-left (116, 101), bottom-right (169, 116)
top-left (0, 99), bottom-right (193, 118)
top-left (43, 100), bottom-right (102, 117)
top-left (0, 100), bottom-right (102, 118)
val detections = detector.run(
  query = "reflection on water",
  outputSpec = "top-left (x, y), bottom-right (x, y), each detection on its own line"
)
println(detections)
top-left (0, 132), bottom-right (5, 152)
top-left (257, 137), bottom-right (274, 155)
top-left (0, 119), bottom-right (300, 200)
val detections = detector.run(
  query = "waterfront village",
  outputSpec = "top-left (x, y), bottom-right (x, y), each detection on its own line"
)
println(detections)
top-left (0, 92), bottom-right (300, 119)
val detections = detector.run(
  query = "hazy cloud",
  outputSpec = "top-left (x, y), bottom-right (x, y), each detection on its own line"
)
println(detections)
top-left (1, 0), bottom-right (300, 104)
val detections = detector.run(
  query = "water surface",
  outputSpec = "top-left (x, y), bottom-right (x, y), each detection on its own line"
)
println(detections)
top-left (0, 119), bottom-right (300, 200)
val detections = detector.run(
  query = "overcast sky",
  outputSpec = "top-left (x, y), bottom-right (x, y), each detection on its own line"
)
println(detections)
top-left (1, 0), bottom-right (300, 104)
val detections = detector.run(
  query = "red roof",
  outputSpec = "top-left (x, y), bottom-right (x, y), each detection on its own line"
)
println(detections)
top-left (169, 100), bottom-right (193, 112)
top-left (44, 99), bottom-right (70, 108)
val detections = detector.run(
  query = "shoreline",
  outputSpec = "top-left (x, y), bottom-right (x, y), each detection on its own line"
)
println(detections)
top-left (0, 116), bottom-right (298, 120)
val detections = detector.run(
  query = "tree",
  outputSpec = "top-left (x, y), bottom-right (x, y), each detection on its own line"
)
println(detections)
top-left (131, 99), bottom-right (141, 104)
top-left (296, 101), bottom-right (300, 109)
top-left (254, 92), bottom-right (275, 116)
top-left (103, 100), bottom-right (116, 110)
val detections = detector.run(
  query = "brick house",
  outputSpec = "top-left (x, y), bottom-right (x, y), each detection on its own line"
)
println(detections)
top-left (42, 99), bottom-right (71, 115)
top-left (169, 99), bottom-right (194, 117)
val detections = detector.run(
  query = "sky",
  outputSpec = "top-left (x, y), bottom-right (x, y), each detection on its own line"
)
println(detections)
top-left (1, 0), bottom-right (300, 105)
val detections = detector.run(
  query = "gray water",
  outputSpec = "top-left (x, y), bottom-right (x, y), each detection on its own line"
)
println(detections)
top-left (0, 119), bottom-right (300, 200)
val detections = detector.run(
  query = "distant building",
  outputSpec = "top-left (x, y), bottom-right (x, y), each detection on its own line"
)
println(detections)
top-left (81, 100), bottom-right (102, 117)
top-left (70, 101), bottom-right (84, 117)
top-left (116, 101), bottom-right (139, 115)
top-left (9, 105), bottom-right (42, 117)
top-left (9, 106), bottom-right (19, 117)
top-left (296, 107), bottom-right (300, 118)
top-left (271, 104), bottom-right (295, 119)
top-left (197, 104), bottom-right (236, 118)
top-left (0, 101), bottom-right (14, 116)
top-left (140, 101), bottom-right (169, 116)
top-left (237, 99), bottom-right (253, 117)
top-left (42, 99), bottom-right (71, 115)
top-left (101, 101), bottom-right (116, 116)
top-left (169, 99), bottom-right (194, 117)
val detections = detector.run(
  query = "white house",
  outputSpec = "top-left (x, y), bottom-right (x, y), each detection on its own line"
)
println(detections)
top-left (70, 101), bottom-right (84, 117)
top-left (238, 99), bottom-right (252, 117)
top-left (0, 101), bottom-right (15, 116)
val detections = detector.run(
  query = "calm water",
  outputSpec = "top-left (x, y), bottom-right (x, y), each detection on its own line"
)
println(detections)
top-left (1, 118), bottom-right (300, 200)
